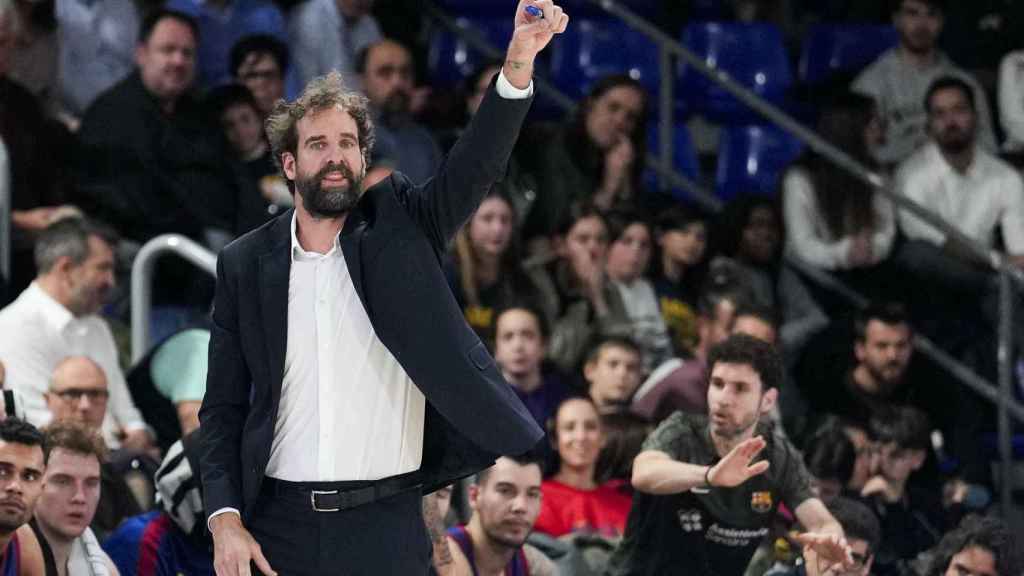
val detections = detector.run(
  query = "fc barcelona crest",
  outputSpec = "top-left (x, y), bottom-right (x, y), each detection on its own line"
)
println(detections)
top-left (751, 491), bottom-right (773, 513)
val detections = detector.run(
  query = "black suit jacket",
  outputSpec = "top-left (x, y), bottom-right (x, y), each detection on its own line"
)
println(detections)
top-left (198, 81), bottom-right (544, 518)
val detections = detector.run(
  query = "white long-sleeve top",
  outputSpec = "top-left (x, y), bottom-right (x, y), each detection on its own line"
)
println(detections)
top-left (782, 167), bottom-right (895, 270)
top-left (998, 50), bottom-right (1024, 153)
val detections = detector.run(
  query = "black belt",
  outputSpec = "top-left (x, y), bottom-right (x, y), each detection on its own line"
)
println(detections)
top-left (262, 472), bottom-right (422, 513)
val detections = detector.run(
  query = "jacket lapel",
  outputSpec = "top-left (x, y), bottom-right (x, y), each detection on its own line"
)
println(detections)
top-left (259, 214), bottom-right (292, 401)
top-left (339, 205), bottom-right (368, 313)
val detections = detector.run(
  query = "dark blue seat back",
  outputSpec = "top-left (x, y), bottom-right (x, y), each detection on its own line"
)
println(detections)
top-left (799, 24), bottom-right (898, 85)
top-left (716, 124), bottom-right (803, 200)
top-left (550, 18), bottom-right (660, 100)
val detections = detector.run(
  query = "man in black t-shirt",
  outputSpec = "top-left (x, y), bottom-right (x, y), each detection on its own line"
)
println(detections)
top-left (608, 334), bottom-right (854, 576)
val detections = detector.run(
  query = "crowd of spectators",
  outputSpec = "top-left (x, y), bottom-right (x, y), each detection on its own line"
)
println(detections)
top-left (0, 0), bottom-right (1022, 574)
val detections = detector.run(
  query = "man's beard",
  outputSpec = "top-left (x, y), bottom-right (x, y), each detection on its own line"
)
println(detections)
top-left (483, 522), bottom-right (529, 550)
top-left (378, 90), bottom-right (410, 125)
top-left (294, 162), bottom-right (364, 218)
top-left (937, 129), bottom-right (973, 154)
top-left (866, 362), bottom-right (904, 396)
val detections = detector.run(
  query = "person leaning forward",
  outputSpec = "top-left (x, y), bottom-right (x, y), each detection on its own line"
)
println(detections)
top-left (198, 2), bottom-right (570, 575)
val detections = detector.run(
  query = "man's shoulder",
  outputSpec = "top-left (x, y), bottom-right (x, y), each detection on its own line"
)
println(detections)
top-left (852, 48), bottom-right (898, 92)
top-left (220, 211), bottom-right (291, 262)
top-left (895, 144), bottom-right (939, 185)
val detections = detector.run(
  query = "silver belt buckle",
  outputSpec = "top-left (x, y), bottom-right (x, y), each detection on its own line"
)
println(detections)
top-left (311, 490), bottom-right (340, 512)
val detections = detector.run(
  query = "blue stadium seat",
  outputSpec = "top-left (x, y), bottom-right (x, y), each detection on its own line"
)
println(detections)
top-left (644, 122), bottom-right (700, 203)
top-left (715, 124), bottom-right (803, 200)
top-left (679, 22), bottom-right (793, 123)
top-left (798, 24), bottom-right (898, 85)
top-left (549, 18), bottom-right (660, 100)
top-left (427, 17), bottom-right (514, 86)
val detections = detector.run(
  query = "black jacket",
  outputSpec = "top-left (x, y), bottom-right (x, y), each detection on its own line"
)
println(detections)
top-left (198, 80), bottom-right (544, 518)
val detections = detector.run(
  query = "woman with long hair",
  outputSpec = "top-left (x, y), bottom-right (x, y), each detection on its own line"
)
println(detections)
top-left (534, 396), bottom-right (632, 539)
top-left (447, 189), bottom-right (540, 345)
top-left (782, 91), bottom-right (894, 274)
top-left (651, 205), bottom-right (709, 356)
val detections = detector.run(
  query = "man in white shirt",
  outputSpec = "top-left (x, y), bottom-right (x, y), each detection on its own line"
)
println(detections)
top-left (0, 218), bottom-right (154, 453)
top-left (31, 421), bottom-right (118, 576)
top-left (201, 2), bottom-right (568, 575)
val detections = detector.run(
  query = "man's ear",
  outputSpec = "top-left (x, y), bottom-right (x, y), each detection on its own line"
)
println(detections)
top-left (760, 387), bottom-right (778, 415)
top-left (281, 152), bottom-right (296, 182)
top-left (467, 483), bottom-right (480, 510)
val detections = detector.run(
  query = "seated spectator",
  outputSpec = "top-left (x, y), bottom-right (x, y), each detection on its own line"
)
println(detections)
top-left (446, 455), bottom-right (557, 576)
top-left (523, 75), bottom-right (647, 241)
top-left (164, 0), bottom-right (286, 88)
top-left (651, 205), bottom-right (709, 357)
top-left (919, 515), bottom-right (1021, 576)
top-left (207, 83), bottom-right (288, 234)
top-left (448, 191), bottom-right (542, 344)
top-left (229, 33), bottom-right (288, 117)
top-left (358, 39), bottom-right (440, 186)
top-left (852, 0), bottom-right (996, 165)
top-left (126, 326), bottom-right (210, 447)
top-left (630, 272), bottom-right (744, 422)
top-left (492, 305), bottom-right (570, 429)
top-left (104, 431), bottom-right (214, 576)
top-left (732, 301), bottom-right (779, 346)
top-left (864, 406), bottom-right (955, 576)
top-left (583, 336), bottom-right (643, 412)
top-left (54, 0), bottom-right (140, 123)
top-left (31, 421), bottom-right (117, 575)
top-left (800, 420), bottom-right (858, 504)
top-left (528, 204), bottom-right (630, 374)
top-left (604, 211), bottom-right (674, 374)
top-left (535, 397), bottom-right (632, 539)
top-left (999, 49), bottom-right (1024, 154)
top-left (608, 335), bottom-right (852, 576)
top-left (782, 92), bottom-right (896, 311)
top-left (714, 195), bottom-right (828, 354)
top-left (896, 76), bottom-right (1024, 270)
top-left (44, 357), bottom-right (144, 540)
top-left (0, 219), bottom-right (153, 452)
top-left (768, 497), bottom-right (882, 576)
top-left (75, 9), bottom-right (238, 253)
top-left (0, 1), bottom-right (78, 298)
top-left (288, 0), bottom-right (380, 88)
top-left (0, 418), bottom-right (47, 574)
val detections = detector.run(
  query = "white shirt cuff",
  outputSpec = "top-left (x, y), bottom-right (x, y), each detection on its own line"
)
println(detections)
top-left (207, 507), bottom-right (241, 532)
top-left (496, 70), bottom-right (533, 99)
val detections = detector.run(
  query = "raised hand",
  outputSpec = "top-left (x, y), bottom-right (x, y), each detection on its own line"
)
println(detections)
top-left (508, 0), bottom-right (569, 60)
top-left (707, 436), bottom-right (770, 488)
top-left (794, 532), bottom-right (854, 576)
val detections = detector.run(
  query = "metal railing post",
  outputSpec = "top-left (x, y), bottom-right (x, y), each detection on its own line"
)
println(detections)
top-left (130, 234), bottom-right (218, 363)
top-left (997, 269), bottom-right (1015, 516)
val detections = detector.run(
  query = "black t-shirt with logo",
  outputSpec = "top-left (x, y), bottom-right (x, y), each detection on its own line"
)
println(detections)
top-left (607, 412), bottom-right (814, 576)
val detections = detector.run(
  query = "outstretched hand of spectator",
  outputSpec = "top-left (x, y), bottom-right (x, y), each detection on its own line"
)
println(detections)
top-left (707, 436), bottom-right (769, 488)
top-left (795, 532), bottom-right (854, 576)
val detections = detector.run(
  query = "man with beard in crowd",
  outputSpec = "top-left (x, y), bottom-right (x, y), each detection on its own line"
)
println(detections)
top-left (0, 418), bottom-right (47, 575)
top-left (445, 456), bottom-right (557, 576)
top-left (356, 38), bottom-right (441, 185)
top-left (199, 2), bottom-right (567, 574)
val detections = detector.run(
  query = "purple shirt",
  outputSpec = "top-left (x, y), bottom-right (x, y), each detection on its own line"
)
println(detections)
top-left (514, 371), bottom-right (570, 428)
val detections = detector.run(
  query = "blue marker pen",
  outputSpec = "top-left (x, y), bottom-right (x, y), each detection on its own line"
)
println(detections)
top-left (524, 5), bottom-right (544, 18)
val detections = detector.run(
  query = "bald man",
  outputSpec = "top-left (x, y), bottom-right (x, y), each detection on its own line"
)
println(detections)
top-left (45, 357), bottom-right (109, 430)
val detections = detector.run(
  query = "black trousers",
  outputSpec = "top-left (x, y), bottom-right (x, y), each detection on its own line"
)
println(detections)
top-left (247, 480), bottom-right (432, 575)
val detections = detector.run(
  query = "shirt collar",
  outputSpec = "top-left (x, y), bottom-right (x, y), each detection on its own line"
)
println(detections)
top-left (25, 282), bottom-right (74, 333)
top-left (290, 211), bottom-right (342, 262)
top-left (927, 141), bottom-right (987, 180)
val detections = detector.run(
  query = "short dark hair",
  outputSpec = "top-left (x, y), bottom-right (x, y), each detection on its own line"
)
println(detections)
top-left (733, 301), bottom-right (779, 330)
top-left (854, 302), bottom-right (911, 342)
top-left (803, 424), bottom-right (856, 487)
top-left (43, 421), bottom-right (107, 464)
top-left (139, 8), bottom-right (199, 45)
top-left (475, 452), bottom-right (544, 486)
top-left (207, 83), bottom-right (260, 121)
top-left (584, 334), bottom-right (642, 367)
top-left (870, 405), bottom-right (931, 451)
top-left (554, 201), bottom-right (608, 238)
top-left (655, 204), bottom-right (709, 236)
top-left (354, 39), bottom-right (411, 76)
top-left (706, 333), bottom-right (783, 392)
top-left (230, 33), bottom-right (289, 78)
top-left (828, 497), bottom-right (882, 554)
top-left (892, 0), bottom-right (946, 15)
top-left (492, 303), bottom-right (550, 342)
top-left (0, 418), bottom-right (44, 450)
top-left (924, 75), bottom-right (976, 115)
top-left (696, 259), bottom-right (751, 318)
top-left (925, 515), bottom-right (1022, 576)
top-left (605, 209), bottom-right (652, 246)
top-left (34, 217), bottom-right (119, 274)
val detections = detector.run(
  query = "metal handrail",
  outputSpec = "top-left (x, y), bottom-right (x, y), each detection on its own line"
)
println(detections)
top-left (130, 234), bottom-right (217, 363)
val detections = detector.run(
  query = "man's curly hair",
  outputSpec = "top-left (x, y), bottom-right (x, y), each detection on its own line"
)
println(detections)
top-left (924, 515), bottom-right (1021, 576)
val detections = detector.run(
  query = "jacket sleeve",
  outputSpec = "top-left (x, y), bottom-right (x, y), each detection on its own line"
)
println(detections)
top-left (198, 249), bottom-right (251, 515)
top-left (394, 75), bottom-right (533, 253)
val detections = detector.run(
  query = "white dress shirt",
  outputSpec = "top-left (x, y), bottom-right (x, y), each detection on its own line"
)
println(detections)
top-left (209, 71), bottom-right (533, 524)
top-left (782, 167), bottom-right (895, 270)
top-left (896, 142), bottom-right (1024, 253)
top-left (0, 283), bottom-right (148, 445)
top-left (998, 50), bottom-right (1024, 152)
